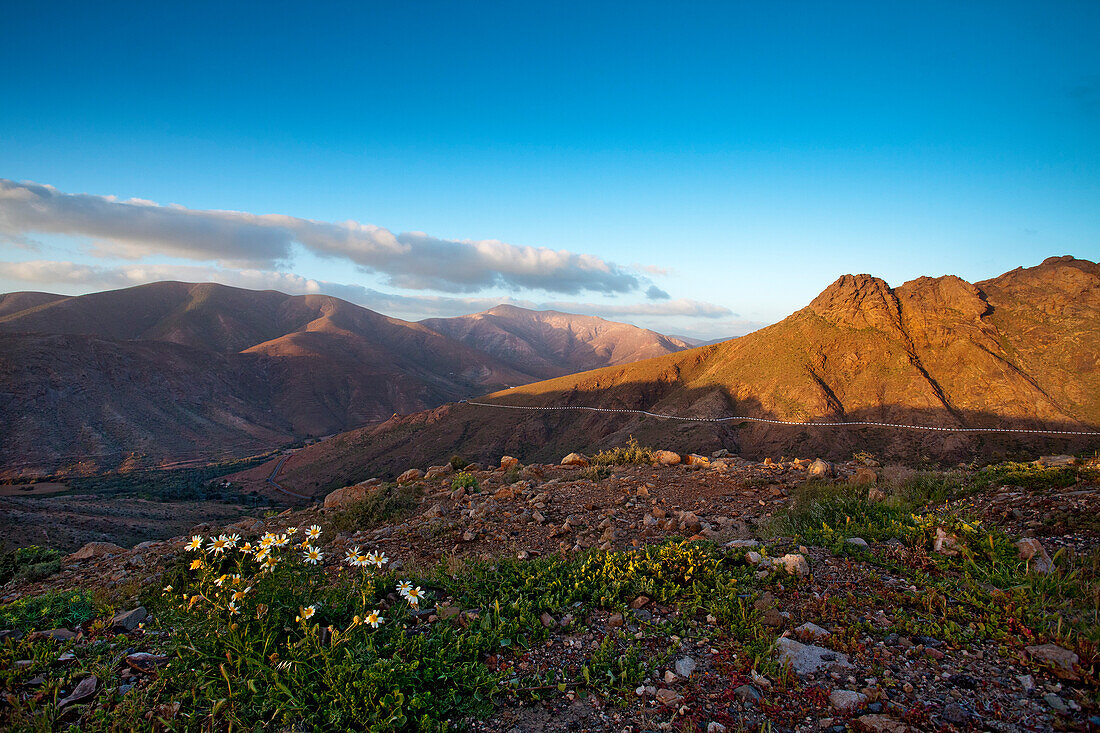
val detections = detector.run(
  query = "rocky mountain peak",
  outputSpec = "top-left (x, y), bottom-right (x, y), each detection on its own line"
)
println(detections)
top-left (808, 273), bottom-right (900, 331)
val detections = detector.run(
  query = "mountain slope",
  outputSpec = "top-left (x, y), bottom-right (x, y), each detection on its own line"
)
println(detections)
top-left (0, 282), bottom-right (693, 475)
top-left (420, 305), bottom-right (690, 381)
top-left (274, 256), bottom-right (1100, 495)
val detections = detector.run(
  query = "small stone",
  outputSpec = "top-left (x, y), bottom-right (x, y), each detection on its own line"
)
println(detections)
top-left (854, 714), bottom-right (909, 733)
top-left (630, 596), bottom-right (650, 609)
top-left (829, 689), bottom-right (868, 711)
top-left (775, 637), bottom-right (851, 676)
top-left (673, 657), bottom-right (696, 678)
top-left (33, 628), bottom-right (76, 641)
top-left (733, 684), bottom-right (762, 705)
top-left (867, 486), bottom-right (887, 502)
top-left (1043, 693), bottom-right (1068, 713)
top-left (846, 537), bottom-right (869, 548)
top-left (795, 622), bottom-right (830, 640)
top-left (607, 612), bottom-right (624, 628)
top-left (500, 456), bottom-right (520, 470)
top-left (1015, 538), bottom-right (1053, 574)
top-left (396, 468), bottom-right (424, 484)
top-left (933, 527), bottom-right (960, 556)
top-left (111, 606), bottom-right (147, 631)
top-left (663, 670), bottom-right (678, 684)
top-left (125, 653), bottom-right (168, 674)
top-left (539, 612), bottom-right (554, 628)
top-left (1016, 674), bottom-right (1034, 692)
top-left (778, 553), bottom-right (809, 577)
top-left (707, 723), bottom-right (727, 733)
top-left (58, 676), bottom-right (97, 708)
top-left (655, 688), bottom-right (682, 706)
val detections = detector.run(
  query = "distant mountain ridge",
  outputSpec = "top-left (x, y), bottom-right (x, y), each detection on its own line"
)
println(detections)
top-left (0, 282), bottom-right (690, 475)
top-left (421, 304), bottom-right (692, 381)
top-left (269, 256), bottom-right (1100, 496)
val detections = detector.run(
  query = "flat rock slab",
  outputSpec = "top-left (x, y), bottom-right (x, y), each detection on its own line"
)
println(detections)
top-left (775, 636), bottom-right (850, 676)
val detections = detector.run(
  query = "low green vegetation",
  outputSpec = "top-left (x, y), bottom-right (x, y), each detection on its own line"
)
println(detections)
top-left (592, 437), bottom-right (655, 466)
top-left (582, 464), bottom-right (613, 481)
top-left (0, 589), bottom-right (98, 632)
top-left (450, 471), bottom-right (479, 493)
top-left (768, 475), bottom-right (1100, 648)
top-left (0, 546), bottom-right (62, 586)
top-left (973, 461), bottom-right (1096, 491)
top-left (0, 534), bottom-right (783, 731)
top-left (329, 483), bottom-right (422, 533)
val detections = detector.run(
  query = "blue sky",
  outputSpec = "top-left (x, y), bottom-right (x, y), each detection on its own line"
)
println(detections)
top-left (1, 1), bottom-right (1097, 338)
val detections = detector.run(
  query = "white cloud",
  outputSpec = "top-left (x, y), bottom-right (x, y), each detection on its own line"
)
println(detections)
top-left (0, 179), bottom-right (640, 295)
top-left (0, 260), bottom-right (737, 323)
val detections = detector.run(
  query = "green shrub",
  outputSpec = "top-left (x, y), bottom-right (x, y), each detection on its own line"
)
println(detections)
top-left (448, 455), bottom-right (470, 471)
top-left (583, 465), bottom-right (613, 481)
top-left (592, 437), bottom-right (655, 466)
top-left (330, 483), bottom-right (421, 532)
top-left (0, 546), bottom-right (63, 586)
top-left (0, 589), bottom-right (97, 631)
top-left (974, 462), bottom-right (1078, 491)
top-left (451, 471), bottom-right (479, 493)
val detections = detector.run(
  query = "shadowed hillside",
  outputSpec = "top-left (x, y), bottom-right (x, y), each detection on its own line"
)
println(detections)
top-left (272, 256), bottom-right (1100, 494)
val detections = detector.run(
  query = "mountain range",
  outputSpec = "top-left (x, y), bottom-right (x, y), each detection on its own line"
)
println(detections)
top-left (0, 283), bottom-right (691, 476)
top-left (267, 256), bottom-right (1100, 496)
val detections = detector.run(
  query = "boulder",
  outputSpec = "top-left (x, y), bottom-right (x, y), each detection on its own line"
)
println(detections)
top-left (867, 486), bottom-right (888, 502)
top-left (652, 450), bottom-right (682, 466)
top-left (425, 465), bottom-right (453, 479)
top-left (1025, 643), bottom-right (1080, 680)
top-left (685, 453), bottom-right (710, 467)
top-left (560, 453), bottom-right (590, 467)
top-left (396, 469), bottom-right (424, 484)
top-left (500, 456), bottom-right (520, 470)
top-left (323, 484), bottom-right (367, 509)
top-left (807, 459), bottom-right (833, 479)
top-left (1015, 537), bottom-right (1053, 574)
top-left (775, 636), bottom-right (850, 676)
top-left (850, 467), bottom-right (878, 486)
top-left (1035, 455), bottom-right (1077, 468)
top-left (67, 542), bottom-right (126, 562)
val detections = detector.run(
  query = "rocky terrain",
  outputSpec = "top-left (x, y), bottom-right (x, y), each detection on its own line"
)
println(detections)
top-left (3, 448), bottom-right (1097, 731)
top-left (0, 282), bottom-right (688, 477)
top-left (258, 257), bottom-right (1100, 495)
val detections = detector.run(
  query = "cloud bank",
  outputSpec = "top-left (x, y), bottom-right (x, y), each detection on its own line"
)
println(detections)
top-left (0, 179), bottom-right (640, 295)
